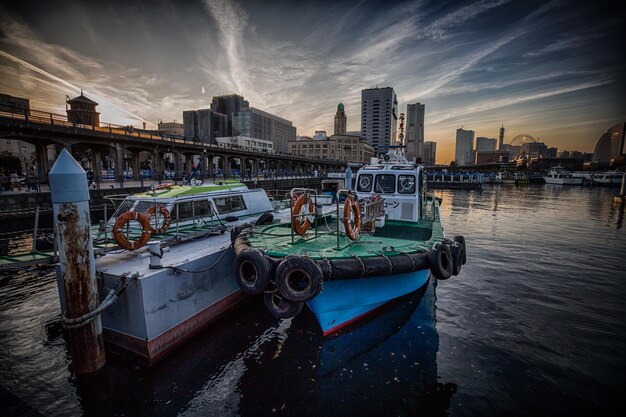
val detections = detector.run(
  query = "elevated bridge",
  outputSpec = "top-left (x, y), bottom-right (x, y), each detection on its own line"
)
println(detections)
top-left (0, 107), bottom-right (345, 182)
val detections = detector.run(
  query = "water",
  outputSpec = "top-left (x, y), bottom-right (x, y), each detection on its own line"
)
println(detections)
top-left (1, 185), bottom-right (625, 416)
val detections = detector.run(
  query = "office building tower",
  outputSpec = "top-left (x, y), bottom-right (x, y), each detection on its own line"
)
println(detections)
top-left (406, 102), bottom-right (425, 162)
top-left (361, 87), bottom-right (398, 153)
top-left (423, 141), bottom-right (437, 165)
top-left (476, 137), bottom-right (497, 152)
top-left (183, 109), bottom-right (229, 143)
top-left (455, 128), bottom-right (475, 165)
top-left (334, 103), bottom-right (347, 135)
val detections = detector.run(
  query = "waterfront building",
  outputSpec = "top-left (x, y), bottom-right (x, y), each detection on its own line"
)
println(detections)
top-left (183, 109), bottom-right (229, 144)
top-left (334, 103), bottom-right (347, 135)
top-left (455, 128), bottom-right (475, 165)
top-left (215, 135), bottom-right (273, 152)
top-left (476, 137), bottom-right (497, 152)
top-left (521, 141), bottom-right (548, 158)
top-left (158, 121), bottom-right (184, 136)
top-left (313, 131), bottom-right (327, 141)
top-left (185, 93), bottom-right (296, 152)
top-left (288, 134), bottom-right (374, 164)
top-left (593, 122), bottom-right (625, 166)
top-left (475, 151), bottom-right (510, 164)
top-left (423, 141), bottom-right (437, 165)
top-left (66, 91), bottom-right (100, 127)
top-left (0, 93), bottom-right (36, 164)
top-left (361, 87), bottom-right (398, 153)
top-left (406, 102), bottom-right (425, 162)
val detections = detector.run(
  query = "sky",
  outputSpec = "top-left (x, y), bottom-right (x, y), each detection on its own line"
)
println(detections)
top-left (0, 0), bottom-right (624, 163)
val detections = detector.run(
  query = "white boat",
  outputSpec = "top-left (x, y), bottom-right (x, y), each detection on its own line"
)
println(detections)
top-left (494, 171), bottom-right (516, 184)
top-left (590, 170), bottom-right (625, 186)
top-left (543, 166), bottom-right (583, 185)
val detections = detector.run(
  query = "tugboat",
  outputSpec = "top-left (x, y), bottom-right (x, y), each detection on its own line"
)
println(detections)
top-left (232, 148), bottom-right (467, 335)
top-left (543, 166), bottom-right (583, 185)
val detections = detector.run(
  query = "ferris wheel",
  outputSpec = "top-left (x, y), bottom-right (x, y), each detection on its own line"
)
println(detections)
top-left (509, 134), bottom-right (537, 146)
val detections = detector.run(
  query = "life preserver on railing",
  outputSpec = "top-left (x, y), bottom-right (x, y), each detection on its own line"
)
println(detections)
top-left (113, 211), bottom-right (153, 251)
top-left (146, 205), bottom-right (171, 234)
top-left (292, 193), bottom-right (314, 236)
top-left (155, 183), bottom-right (174, 190)
top-left (343, 195), bottom-right (362, 241)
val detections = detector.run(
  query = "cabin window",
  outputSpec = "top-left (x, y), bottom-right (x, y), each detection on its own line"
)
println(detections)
top-left (213, 195), bottom-right (247, 214)
top-left (173, 200), bottom-right (213, 221)
top-left (398, 175), bottom-right (416, 194)
top-left (375, 174), bottom-right (396, 194)
top-left (357, 174), bottom-right (373, 192)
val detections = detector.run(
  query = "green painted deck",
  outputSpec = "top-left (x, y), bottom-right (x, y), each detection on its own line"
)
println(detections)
top-left (246, 197), bottom-right (445, 260)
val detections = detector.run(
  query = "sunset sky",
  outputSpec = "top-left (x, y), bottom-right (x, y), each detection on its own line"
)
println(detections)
top-left (0, 0), bottom-right (624, 163)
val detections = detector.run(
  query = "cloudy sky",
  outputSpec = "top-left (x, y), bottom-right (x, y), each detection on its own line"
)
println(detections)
top-left (0, 0), bottom-right (623, 163)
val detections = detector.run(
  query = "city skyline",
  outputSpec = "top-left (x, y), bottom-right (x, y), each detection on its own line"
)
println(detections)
top-left (0, 0), bottom-right (624, 163)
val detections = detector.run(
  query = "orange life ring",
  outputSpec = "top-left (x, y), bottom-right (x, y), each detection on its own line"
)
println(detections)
top-left (291, 194), bottom-right (314, 236)
top-left (343, 196), bottom-right (361, 241)
top-left (146, 205), bottom-right (171, 234)
top-left (113, 211), bottom-right (152, 251)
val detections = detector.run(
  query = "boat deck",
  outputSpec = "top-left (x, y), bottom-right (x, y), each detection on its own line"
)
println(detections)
top-left (247, 198), bottom-right (444, 260)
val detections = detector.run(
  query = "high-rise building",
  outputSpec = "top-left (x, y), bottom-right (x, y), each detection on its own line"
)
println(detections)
top-left (476, 137), bottom-right (497, 152)
top-left (184, 93), bottom-right (297, 151)
top-left (361, 87), bottom-right (398, 153)
top-left (455, 128), bottom-right (475, 165)
top-left (334, 103), bottom-right (346, 135)
top-left (499, 125), bottom-right (505, 150)
top-left (183, 109), bottom-right (229, 143)
top-left (423, 141), bottom-right (437, 165)
top-left (405, 102), bottom-right (425, 162)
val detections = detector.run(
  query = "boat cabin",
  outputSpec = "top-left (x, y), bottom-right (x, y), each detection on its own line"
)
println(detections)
top-left (355, 161), bottom-right (425, 222)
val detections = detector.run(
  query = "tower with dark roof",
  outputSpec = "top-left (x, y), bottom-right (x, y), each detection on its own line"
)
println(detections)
top-left (66, 90), bottom-right (100, 127)
top-left (334, 102), bottom-right (346, 135)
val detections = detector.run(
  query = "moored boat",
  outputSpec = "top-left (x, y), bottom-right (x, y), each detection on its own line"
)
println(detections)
top-left (232, 149), bottom-right (467, 335)
top-left (543, 166), bottom-right (583, 185)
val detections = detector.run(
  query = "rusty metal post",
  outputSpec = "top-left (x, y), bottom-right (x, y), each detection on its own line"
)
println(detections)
top-left (49, 149), bottom-right (106, 376)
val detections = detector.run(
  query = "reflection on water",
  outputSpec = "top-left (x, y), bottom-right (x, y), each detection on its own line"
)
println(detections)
top-left (1, 185), bottom-right (625, 416)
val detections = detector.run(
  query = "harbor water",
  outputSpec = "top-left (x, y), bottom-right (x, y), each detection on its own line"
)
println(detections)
top-left (1, 185), bottom-right (625, 416)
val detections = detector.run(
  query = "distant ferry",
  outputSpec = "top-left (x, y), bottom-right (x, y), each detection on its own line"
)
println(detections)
top-left (570, 170), bottom-right (624, 186)
top-left (543, 166), bottom-right (583, 185)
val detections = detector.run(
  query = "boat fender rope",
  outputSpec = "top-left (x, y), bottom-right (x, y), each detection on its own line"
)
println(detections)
top-left (379, 252), bottom-right (393, 275)
top-left (350, 254), bottom-right (366, 278)
top-left (62, 272), bottom-right (134, 329)
top-left (320, 255), bottom-right (333, 281)
top-left (399, 251), bottom-right (417, 271)
top-left (167, 241), bottom-right (233, 274)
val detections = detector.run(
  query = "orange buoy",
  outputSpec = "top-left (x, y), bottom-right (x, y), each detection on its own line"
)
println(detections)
top-left (343, 195), bottom-right (362, 241)
top-left (113, 211), bottom-right (152, 250)
top-left (291, 194), bottom-right (314, 236)
top-left (146, 205), bottom-right (171, 234)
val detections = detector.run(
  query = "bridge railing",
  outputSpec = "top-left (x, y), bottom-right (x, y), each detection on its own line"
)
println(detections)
top-left (0, 105), bottom-right (345, 164)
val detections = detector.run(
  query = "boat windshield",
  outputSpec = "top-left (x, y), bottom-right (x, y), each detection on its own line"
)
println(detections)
top-left (374, 174), bottom-right (396, 194)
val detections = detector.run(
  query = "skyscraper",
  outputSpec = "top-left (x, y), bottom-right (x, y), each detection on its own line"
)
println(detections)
top-left (455, 128), bottom-right (475, 165)
top-left (334, 103), bottom-right (347, 135)
top-left (423, 141), bottom-right (437, 165)
top-left (406, 102), bottom-right (425, 162)
top-left (476, 137), bottom-right (497, 152)
top-left (499, 125), bottom-right (505, 150)
top-left (361, 87), bottom-right (398, 153)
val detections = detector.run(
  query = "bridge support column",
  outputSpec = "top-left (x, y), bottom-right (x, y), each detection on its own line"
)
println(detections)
top-left (153, 149), bottom-right (161, 182)
top-left (174, 152), bottom-right (181, 180)
top-left (199, 152), bottom-right (207, 179)
top-left (224, 158), bottom-right (231, 178)
top-left (185, 155), bottom-right (193, 177)
top-left (131, 152), bottom-right (140, 180)
top-left (93, 150), bottom-right (102, 186)
top-left (36, 144), bottom-right (50, 183)
top-left (114, 144), bottom-right (124, 183)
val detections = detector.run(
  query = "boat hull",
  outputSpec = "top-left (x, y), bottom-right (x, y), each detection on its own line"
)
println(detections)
top-left (307, 269), bottom-right (431, 335)
top-left (543, 177), bottom-right (583, 185)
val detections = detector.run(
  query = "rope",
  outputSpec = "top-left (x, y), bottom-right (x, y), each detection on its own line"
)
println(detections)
top-left (62, 273), bottom-right (133, 329)
top-left (166, 241), bottom-right (233, 274)
top-left (350, 254), bottom-right (366, 278)
top-left (320, 254), bottom-right (333, 281)
top-left (398, 250), bottom-right (417, 271)
top-left (378, 251), bottom-right (393, 275)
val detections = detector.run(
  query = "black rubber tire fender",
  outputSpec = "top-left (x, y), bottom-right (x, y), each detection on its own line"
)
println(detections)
top-left (429, 242), bottom-right (453, 280)
top-left (275, 256), bottom-right (323, 302)
top-left (263, 292), bottom-right (304, 319)
top-left (230, 222), bottom-right (253, 243)
top-left (233, 248), bottom-right (271, 295)
top-left (255, 211), bottom-right (274, 226)
top-left (451, 242), bottom-right (464, 276)
top-left (454, 235), bottom-right (467, 264)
